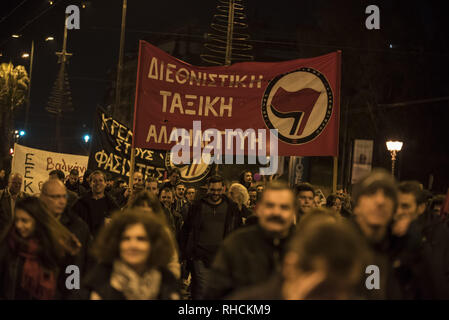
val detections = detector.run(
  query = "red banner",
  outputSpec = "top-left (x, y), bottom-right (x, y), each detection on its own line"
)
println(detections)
top-left (133, 40), bottom-right (341, 156)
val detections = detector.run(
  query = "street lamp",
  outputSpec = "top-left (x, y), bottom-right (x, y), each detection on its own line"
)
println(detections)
top-left (386, 140), bottom-right (403, 176)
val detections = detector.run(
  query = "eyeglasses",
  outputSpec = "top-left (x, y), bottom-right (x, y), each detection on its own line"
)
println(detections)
top-left (43, 192), bottom-right (68, 200)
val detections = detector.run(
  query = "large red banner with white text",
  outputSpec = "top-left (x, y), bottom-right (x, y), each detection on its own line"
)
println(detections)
top-left (132, 40), bottom-right (341, 156)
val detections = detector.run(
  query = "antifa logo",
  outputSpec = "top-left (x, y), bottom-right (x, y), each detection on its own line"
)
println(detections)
top-left (270, 87), bottom-right (321, 136)
top-left (261, 68), bottom-right (333, 145)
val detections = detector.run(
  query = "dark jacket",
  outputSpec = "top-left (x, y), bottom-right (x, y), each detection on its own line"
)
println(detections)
top-left (60, 209), bottom-right (93, 273)
top-left (204, 224), bottom-right (295, 300)
top-left (65, 181), bottom-right (87, 197)
top-left (0, 239), bottom-right (70, 300)
top-left (81, 263), bottom-right (179, 300)
top-left (351, 218), bottom-right (436, 299)
top-left (181, 195), bottom-right (242, 263)
top-left (412, 211), bottom-right (449, 298)
top-left (0, 189), bottom-right (28, 239)
top-left (72, 191), bottom-right (119, 236)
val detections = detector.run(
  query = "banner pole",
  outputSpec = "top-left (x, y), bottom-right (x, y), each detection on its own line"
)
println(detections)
top-left (129, 41), bottom-right (143, 194)
top-left (333, 156), bottom-right (338, 193)
top-left (333, 50), bottom-right (342, 194)
top-left (129, 147), bottom-right (135, 192)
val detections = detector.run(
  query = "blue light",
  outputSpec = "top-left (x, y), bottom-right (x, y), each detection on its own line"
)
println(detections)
top-left (83, 134), bottom-right (90, 143)
top-left (19, 130), bottom-right (26, 136)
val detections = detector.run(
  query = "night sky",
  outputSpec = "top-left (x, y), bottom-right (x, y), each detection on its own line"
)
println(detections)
top-left (1, 0), bottom-right (448, 192)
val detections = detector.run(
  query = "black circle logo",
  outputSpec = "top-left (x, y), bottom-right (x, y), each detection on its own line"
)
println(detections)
top-left (165, 151), bottom-right (212, 183)
top-left (261, 68), bottom-right (333, 145)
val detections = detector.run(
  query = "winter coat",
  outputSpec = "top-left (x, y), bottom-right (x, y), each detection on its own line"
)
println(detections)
top-left (204, 224), bottom-right (295, 300)
top-left (81, 263), bottom-right (179, 300)
top-left (180, 195), bottom-right (242, 263)
top-left (350, 218), bottom-right (437, 299)
top-left (412, 211), bottom-right (449, 298)
top-left (0, 240), bottom-right (68, 300)
top-left (72, 191), bottom-right (119, 236)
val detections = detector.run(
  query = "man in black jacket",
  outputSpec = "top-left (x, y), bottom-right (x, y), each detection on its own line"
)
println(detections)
top-left (181, 175), bottom-right (242, 300)
top-left (352, 169), bottom-right (440, 299)
top-left (394, 181), bottom-right (449, 298)
top-left (65, 169), bottom-right (87, 197)
top-left (204, 180), bottom-right (296, 300)
top-left (72, 170), bottom-right (119, 236)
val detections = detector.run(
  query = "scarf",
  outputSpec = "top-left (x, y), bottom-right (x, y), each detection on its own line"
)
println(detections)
top-left (110, 260), bottom-right (162, 300)
top-left (8, 230), bottom-right (57, 300)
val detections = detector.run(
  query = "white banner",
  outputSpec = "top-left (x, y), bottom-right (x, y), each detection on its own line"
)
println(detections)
top-left (11, 144), bottom-right (89, 195)
top-left (351, 139), bottom-right (374, 184)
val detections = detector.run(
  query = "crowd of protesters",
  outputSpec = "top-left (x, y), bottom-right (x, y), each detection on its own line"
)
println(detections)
top-left (0, 166), bottom-right (448, 300)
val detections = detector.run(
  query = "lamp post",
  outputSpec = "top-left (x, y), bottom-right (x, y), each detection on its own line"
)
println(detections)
top-left (386, 140), bottom-right (403, 176)
top-left (18, 36), bottom-right (54, 131)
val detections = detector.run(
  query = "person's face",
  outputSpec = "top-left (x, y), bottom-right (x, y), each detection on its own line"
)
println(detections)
top-left (159, 190), bottom-right (174, 208)
top-left (119, 181), bottom-right (127, 189)
top-left (332, 198), bottom-right (342, 212)
top-left (91, 174), bottom-right (106, 195)
top-left (244, 172), bottom-right (252, 183)
top-left (354, 189), bottom-right (395, 228)
top-left (146, 181), bottom-right (158, 195)
top-left (208, 182), bottom-right (224, 202)
top-left (41, 183), bottom-right (68, 216)
top-left (170, 173), bottom-right (180, 184)
top-left (314, 196), bottom-right (321, 208)
top-left (397, 192), bottom-right (419, 221)
top-left (0, 170), bottom-right (5, 179)
top-left (176, 185), bottom-right (186, 199)
top-left (336, 189), bottom-right (345, 198)
top-left (249, 191), bottom-right (257, 203)
top-left (297, 191), bottom-right (314, 214)
top-left (68, 174), bottom-right (78, 185)
top-left (15, 208), bottom-right (36, 239)
top-left (256, 186), bottom-right (264, 193)
top-left (257, 189), bottom-right (295, 235)
top-left (186, 188), bottom-right (196, 202)
top-left (120, 223), bottom-right (151, 270)
top-left (9, 176), bottom-right (22, 195)
top-left (432, 204), bottom-right (442, 215)
top-left (133, 173), bottom-right (143, 186)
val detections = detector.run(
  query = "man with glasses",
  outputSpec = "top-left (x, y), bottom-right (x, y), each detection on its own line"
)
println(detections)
top-left (40, 179), bottom-right (92, 298)
top-left (0, 173), bottom-right (28, 238)
top-left (49, 169), bottom-right (79, 209)
top-left (181, 175), bottom-right (242, 299)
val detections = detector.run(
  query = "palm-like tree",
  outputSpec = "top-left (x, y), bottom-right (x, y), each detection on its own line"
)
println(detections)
top-left (0, 62), bottom-right (30, 168)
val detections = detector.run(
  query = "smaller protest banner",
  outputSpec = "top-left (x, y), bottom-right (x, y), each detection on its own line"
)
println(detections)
top-left (11, 144), bottom-right (88, 194)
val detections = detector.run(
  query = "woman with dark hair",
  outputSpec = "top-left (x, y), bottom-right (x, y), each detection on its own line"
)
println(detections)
top-left (325, 194), bottom-right (343, 214)
top-left (239, 170), bottom-right (253, 190)
top-left (83, 209), bottom-right (180, 300)
top-left (0, 196), bottom-right (80, 300)
top-left (128, 191), bottom-right (181, 279)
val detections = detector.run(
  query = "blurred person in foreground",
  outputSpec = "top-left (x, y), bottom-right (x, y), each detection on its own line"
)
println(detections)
top-left (229, 216), bottom-right (370, 300)
top-left (0, 197), bottom-right (80, 299)
top-left (128, 191), bottom-right (181, 280)
top-left (82, 210), bottom-right (180, 300)
top-left (205, 180), bottom-right (296, 299)
top-left (393, 181), bottom-right (449, 298)
top-left (351, 169), bottom-right (438, 299)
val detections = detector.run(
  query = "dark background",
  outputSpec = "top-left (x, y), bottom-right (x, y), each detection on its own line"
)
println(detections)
top-left (0, 0), bottom-right (448, 192)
